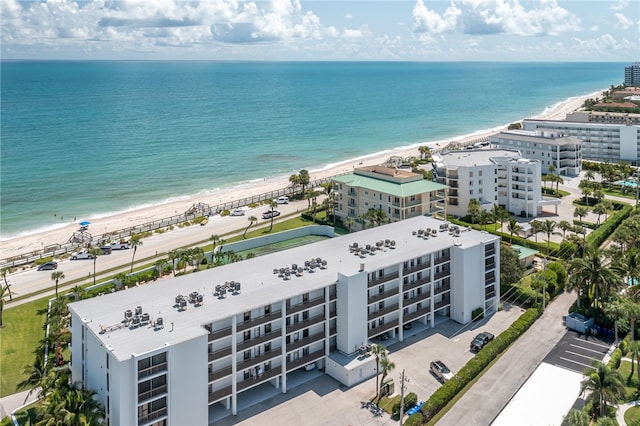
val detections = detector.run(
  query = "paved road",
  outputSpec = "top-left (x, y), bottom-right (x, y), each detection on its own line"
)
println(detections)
top-left (437, 291), bottom-right (577, 426)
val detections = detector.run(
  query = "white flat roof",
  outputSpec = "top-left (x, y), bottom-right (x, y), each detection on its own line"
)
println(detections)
top-left (436, 149), bottom-right (521, 168)
top-left (69, 216), bottom-right (499, 361)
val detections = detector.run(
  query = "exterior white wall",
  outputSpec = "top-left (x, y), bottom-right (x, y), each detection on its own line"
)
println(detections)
top-left (450, 245), bottom-right (482, 324)
top-left (336, 271), bottom-right (367, 355)
top-left (169, 336), bottom-right (208, 425)
top-left (621, 126), bottom-right (639, 162)
top-left (109, 357), bottom-right (136, 426)
top-left (325, 355), bottom-right (377, 387)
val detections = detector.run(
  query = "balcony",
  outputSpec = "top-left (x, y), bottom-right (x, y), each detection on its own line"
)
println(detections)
top-left (329, 291), bottom-right (337, 301)
top-left (237, 329), bottom-right (282, 352)
top-left (329, 307), bottom-right (337, 318)
top-left (209, 365), bottom-right (232, 382)
top-left (286, 350), bottom-right (325, 371)
top-left (367, 271), bottom-right (400, 288)
top-left (238, 366), bottom-right (283, 391)
top-left (368, 288), bottom-right (398, 304)
top-left (287, 313), bottom-right (325, 334)
top-left (485, 260), bottom-right (496, 270)
top-left (286, 332), bottom-right (326, 352)
top-left (209, 386), bottom-right (232, 404)
top-left (367, 303), bottom-right (399, 321)
top-left (209, 326), bottom-right (232, 342)
top-left (434, 270), bottom-right (451, 280)
top-left (403, 276), bottom-right (430, 292)
top-left (237, 311), bottom-right (282, 332)
top-left (485, 291), bottom-right (496, 300)
top-left (238, 350), bottom-right (281, 371)
top-left (367, 319), bottom-right (399, 339)
top-left (434, 282), bottom-right (451, 295)
top-left (209, 345), bottom-right (232, 361)
top-left (403, 306), bottom-right (431, 323)
top-left (329, 326), bottom-right (337, 336)
top-left (433, 255), bottom-right (450, 266)
top-left (138, 407), bottom-right (167, 425)
top-left (287, 296), bottom-right (325, 316)
top-left (404, 291), bottom-right (430, 305)
top-left (138, 385), bottom-right (168, 403)
top-left (404, 262), bottom-right (430, 275)
top-left (434, 298), bottom-right (450, 310)
top-left (138, 362), bottom-right (167, 380)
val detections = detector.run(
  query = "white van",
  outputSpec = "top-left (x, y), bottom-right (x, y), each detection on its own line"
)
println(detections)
top-left (274, 196), bottom-right (289, 204)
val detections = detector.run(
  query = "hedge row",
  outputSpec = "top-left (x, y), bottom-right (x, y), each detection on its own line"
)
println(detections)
top-left (586, 203), bottom-right (633, 249)
top-left (419, 307), bottom-right (542, 423)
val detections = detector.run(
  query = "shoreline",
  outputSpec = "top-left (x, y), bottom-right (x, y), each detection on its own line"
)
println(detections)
top-left (0, 90), bottom-right (599, 260)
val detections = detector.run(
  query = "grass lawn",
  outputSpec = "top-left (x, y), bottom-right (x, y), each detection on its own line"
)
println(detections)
top-left (625, 406), bottom-right (640, 425)
top-left (0, 298), bottom-right (48, 398)
top-left (618, 360), bottom-right (640, 401)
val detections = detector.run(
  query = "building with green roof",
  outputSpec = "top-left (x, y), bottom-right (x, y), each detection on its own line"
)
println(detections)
top-left (332, 166), bottom-right (446, 230)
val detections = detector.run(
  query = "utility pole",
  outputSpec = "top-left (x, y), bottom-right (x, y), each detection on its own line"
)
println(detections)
top-left (398, 369), bottom-right (410, 426)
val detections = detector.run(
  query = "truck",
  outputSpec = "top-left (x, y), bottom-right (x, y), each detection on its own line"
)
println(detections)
top-left (470, 332), bottom-right (494, 353)
top-left (110, 241), bottom-right (131, 250)
top-left (71, 250), bottom-right (94, 260)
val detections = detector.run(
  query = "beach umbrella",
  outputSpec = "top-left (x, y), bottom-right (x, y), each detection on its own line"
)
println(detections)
top-left (80, 221), bottom-right (91, 227)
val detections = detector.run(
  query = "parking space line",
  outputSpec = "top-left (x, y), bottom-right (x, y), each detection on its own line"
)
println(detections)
top-left (565, 350), bottom-right (599, 361)
top-left (559, 356), bottom-right (592, 370)
top-left (571, 338), bottom-right (611, 349)
top-left (568, 344), bottom-right (609, 355)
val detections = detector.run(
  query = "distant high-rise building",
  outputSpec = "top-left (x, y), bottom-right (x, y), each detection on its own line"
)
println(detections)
top-left (625, 63), bottom-right (640, 86)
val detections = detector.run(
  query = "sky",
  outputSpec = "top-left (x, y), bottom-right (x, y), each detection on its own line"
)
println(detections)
top-left (1, 0), bottom-right (639, 61)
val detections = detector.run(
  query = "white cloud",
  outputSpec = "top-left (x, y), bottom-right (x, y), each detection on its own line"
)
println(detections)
top-left (590, 25), bottom-right (599, 31)
top-left (615, 12), bottom-right (633, 29)
top-left (610, 0), bottom-right (628, 11)
top-left (413, 0), bottom-right (461, 34)
top-left (345, 13), bottom-right (352, 20)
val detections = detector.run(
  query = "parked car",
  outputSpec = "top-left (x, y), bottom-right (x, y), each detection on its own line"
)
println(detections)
top-left (430, 360), bottom-right (454, 383)
top-left (403, 322), bottom-right (413, 330)
top-left (100, 245), bottom-right (112, 255)
top-left (37, 261), bottom-right (58, 271)
top-left (230, 209), bottom-right (245, 216)
top-left (274, 196), bottom-right (289, 204)
top-left (71, 250), bottom-right (94, 260)
top-left (470, 332), bottom-right (495, 353)
top-left (110, 241), bottom-right (130, 250)
top-left (262, 210), bottom-right (281, 219)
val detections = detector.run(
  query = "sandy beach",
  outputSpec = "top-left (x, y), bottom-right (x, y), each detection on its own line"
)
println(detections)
top-left (0, 91), bottom-right (598, 261)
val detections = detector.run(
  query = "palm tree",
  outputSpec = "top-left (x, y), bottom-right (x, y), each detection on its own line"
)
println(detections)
top-left (507, 218), bottom-right (522, 244)
top-left (478, 210), bottom-right (491, 231)
top-left (529, 220), bottom-right (543, 243)
top-left (467, 199), bottom-right (481, 224)
top-left (167, 249), bottom-right (180, 276)
top-left (113, 272), bottom-right (127, 290)
top-left (345, 216), bottom-right (355, 232)
top-left (580, 360), bottom-right (625, 418)
top-left (624, 299), bottom-right (640, 341)
top-left (604, 299), bottom-right (626, 343)
top-left (70, 285), bottom-right (86, 301)
top-left (574, 206), bottom-right (589, 227)
top-left (298, 169), bottom-right (310, 196)
top-left (51, 271), bottom-right (65, 298)
top-left (129, 234), bottom-right (143, 273)
top-left (585, 170), bottom-right (595, 182)
top-left (89, 248), bottom-right (102, 287)
top-left (243, 216), bottom-right (257, 239)
top-left (568, 246), bottom-right (623, 310)
top-left (378, 355), bottom-right (395, 400)
top-left (154, 259), bottom-right (166, 278)
top-left (268, 201), bottom-right (278, 232)
top-left (492, 204), bottom-right (509, 232)
top-left (209, 235), bottom-right (221, 263)
top-left (542, 220), bottom-right (558, 257)
top-left (628, 340), bottom-right (640, 376)
top-left (371, 344), bottom-right (387, 404)
top-left (289, 174), bottom-right (301, 192)
top-left (1, 267), bottom-right (13, 302)
top-left (565, 409), bottom-right (589, 426)
top-left (592, 203), bottom-right (607, 226)
top-left (558, 220), bottom-right (572, 239)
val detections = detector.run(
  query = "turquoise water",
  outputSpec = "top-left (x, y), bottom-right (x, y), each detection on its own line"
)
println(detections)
top-left (617, 180), bottom-right (638, 188)
top-left (0, 61), bottom-right (624, 239)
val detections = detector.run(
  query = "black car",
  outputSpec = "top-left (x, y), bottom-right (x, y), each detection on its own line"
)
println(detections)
top-left (470, 332), bottom-right (495, 353)
top-left (37, 261), bottom-right (58, 271)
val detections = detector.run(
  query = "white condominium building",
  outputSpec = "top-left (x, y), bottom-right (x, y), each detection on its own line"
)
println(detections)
top-left (432, 149), bottom-right (558, 218)
top-left (523, 117), bottom-right (640, 165)
top-left (68, 215), bottom-right (499, 425)
top-left (490, 129), bottom-right (582, 176)
top-left (332, 166), bottom-right (446, 230)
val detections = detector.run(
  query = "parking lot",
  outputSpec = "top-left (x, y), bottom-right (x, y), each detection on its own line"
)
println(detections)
top-left (543, 331), bottom-right (613, 374)
top-left (213, 306), bottom-right (526, 425)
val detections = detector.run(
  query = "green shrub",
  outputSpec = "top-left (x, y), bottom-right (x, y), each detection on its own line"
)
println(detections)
top-left (472, 307), bottom-right (484, 321)
top-left (608, 348), bottom-right (622, 369)
top-left (403, 412), bottom-right (424, 426)
top-left (586, 203), bottom-right (632, 249)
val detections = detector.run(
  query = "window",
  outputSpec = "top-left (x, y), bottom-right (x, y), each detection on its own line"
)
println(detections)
top-left (379, 301), bottom-right (385, 310)
top-left (303, 293), bottom-right (309, 303)
top-left (106, 354), bottom-right (109, 369)
top-left (379, 285), bottom-right (384, 293)
top-left (265, 323), bottom-right (271, 333)
top-left (244, 330), bottom-right (251, 341)
top-left (244, 350), bottom-right (251, 360)
top-left (244, 311), bottom-right (251, 321)
top-left (264, 305), bottom-right (271, 315)
top-left (264, 343), bottom-right (271, 353)
top-left (244, 370), bottom-right (251, 380)
top-left (294, 314), bottom-right (299, 324)
top-left (470, 171), bottom-right (473, 177)
top-left (302, 311), bottom-right (309, 321)
top-left (378, 317), bottom-right (385, 326)
top-left (479, 170), bottom-right (483, 176)
top-left (303, 328), bottom-right (309, 338)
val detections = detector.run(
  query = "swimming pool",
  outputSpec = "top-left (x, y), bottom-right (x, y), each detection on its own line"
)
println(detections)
top-left (616, 180), bottom-right (638, 188)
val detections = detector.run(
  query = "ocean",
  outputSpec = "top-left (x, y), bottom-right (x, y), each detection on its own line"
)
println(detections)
top-left (0, 61), bottom-right (624, 240)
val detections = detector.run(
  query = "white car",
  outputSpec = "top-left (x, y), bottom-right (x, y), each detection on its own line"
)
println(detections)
top-left (230, 209), bottom-right (245, 216)
top-left (274, 196), bottom-right (289, 204)
top-left (110, 241), bottom-right (131, 250)
top-left (71, 250), bottom-right (94, 260)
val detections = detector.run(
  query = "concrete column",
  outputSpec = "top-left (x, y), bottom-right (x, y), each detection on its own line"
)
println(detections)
top-left (231, 315), bottom-right (237, 415)
top-left (281, 299), bottom-right (287, 394)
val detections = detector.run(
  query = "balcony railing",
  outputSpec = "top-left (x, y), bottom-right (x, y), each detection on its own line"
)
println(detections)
top-left (237, 329), bottom-right (282, 352)
top-left (434, 270), bottom-right (451, 281)
top-left (237, 311), bottom-right (282, 332)
top-left (138, 385), bottom-right (168, 403)
top-left (485, 248), bottom-right (496, 257)
top-left (209, 326), bottom-right (232, 342)
top-left (287, 296), bottom-right (325, 316)
top-left (209, 386), bottom-right (232, 404)
top-left (485, 291), bottom-right (496, 300)
top-left (329, 291), bottom-right (337, 301)
top-left (238, 366), bottom-right (283, 391)
top-left (138, 362), bottom-right (167, 380)
top-left (434, 298), bottom-right (450, 310)
top-left (329, 326), bottom-right (337, 336)
top-left (367, 303), bottom-right (399, 321)
top-left (209, 365), bottom-right (232, 382)
top-left (403, 276), bottom-right (431, 292)
top-left (367, 319), bottom-right (399, 339)
top-left (485, 261), bottom-right (496, 270)
top-left (404, 291), bottom-right (430, 305)
top-left (367, 271), bottom-right (400, 288)
top-left (237, 350), bottom-right (281, 371)
top-left (403, 306), bottom-right (431, 323)
top-left (286, 314), bottom-right (325, 334)
top-left (209, 346), bottom-right (232, 361)
top-left (286, 332), bottom-right (325, 352)
top-left (368, 288), bottom-right (398, 304)
top-left (433, 255), bottom-right (451, 265)
top-left (403, 262), bottom-right (430, 275)
top-left (329, 308), bottom-right (337, 318)
top-left (138, 407), bottom-right (167, 425)
top-left (286, 350), bottom-right (325, 371)
top-left (434, 282), bottom-right (451, 295)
